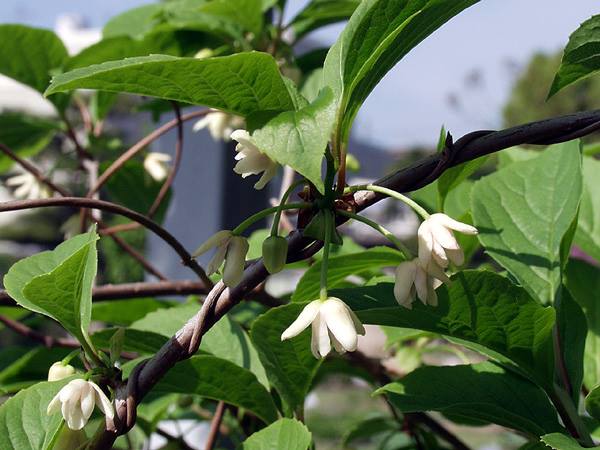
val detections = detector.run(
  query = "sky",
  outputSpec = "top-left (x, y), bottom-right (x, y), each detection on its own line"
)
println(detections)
top-left (1, 0), bottom-right (598, 149)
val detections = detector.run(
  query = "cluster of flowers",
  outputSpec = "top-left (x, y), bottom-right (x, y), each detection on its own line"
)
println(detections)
top-left (281, 214), bottom-right (478, 359)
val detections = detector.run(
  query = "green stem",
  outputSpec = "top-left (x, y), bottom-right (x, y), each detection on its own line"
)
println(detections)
top-left (337, 210), bottom-right (412, 258)
top-left (271, 179), bottom-right (305, 236)
top-left (61, 349), bottom-right (81, 366)
top-left (232, 202), bottom-right (310, 235)
top-left (319, 210), bottom-right (333, 301)
top-left (347, 184), bottom-right (430, 220)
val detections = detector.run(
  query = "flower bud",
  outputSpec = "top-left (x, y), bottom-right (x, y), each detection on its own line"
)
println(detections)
top-left (223, 236), bottom-right (249, 287)
top-left (48, 362), bottom-right (76, 382)
top-left (262, 235), bottom-right (288, 274)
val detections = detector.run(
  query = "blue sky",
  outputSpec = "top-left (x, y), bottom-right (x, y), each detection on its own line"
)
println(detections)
top-left (1, 0), bottom-right (598, 148)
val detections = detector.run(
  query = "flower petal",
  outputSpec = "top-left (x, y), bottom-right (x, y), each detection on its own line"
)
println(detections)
top-left (281, 300), bottom-right (321, 341)
top-left (417, 223), bottom-right (435, 267)
top-left (321, 298), bottom-right (358, 352)
top-left (312, 313), bottom-right (331, 358)
top-left (394, 261), bottom-right (417, 308)
top-left (429, 221), bottom-right (460, 250)
top-left (330, 332), bottom-right (346, 354)
top-left (89, 381), bottom-right (114, 420)
top-left (223, 236), bottom-right (249, 287)
top-left (414, 265), bottom-right (429, 305)
top-left (47, 392), bottom-right (62, 415)
top-left (431, 213), bottom-right (478, 235)
top-left (206, 244), bottom-right (227, 275)
top-left (254, 162), bottom-right (278, 190)
top-left (192, 230), bottom-right (232, 257)
top-left (64, 399), bottom-right (87, 430)
top-left (445, 247), bottom-right (465, 266)
top-left (79, 384), bottom-right (95, 421)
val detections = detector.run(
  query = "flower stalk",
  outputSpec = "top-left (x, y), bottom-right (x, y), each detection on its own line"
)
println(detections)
top-left (346, 184), bottom-right (430, 220)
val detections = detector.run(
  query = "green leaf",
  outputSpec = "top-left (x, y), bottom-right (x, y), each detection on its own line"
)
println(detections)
top-left (437, 156), bottom-right (487, 208)
top-left (342, 415), bottom-right (397, 447)
top-left (289, 0), bottom-right (360, 40)
top-left (564, 259), bottom-right (600, 389)
top-left (0, 378), bottom-right (73, 450)
top-left (153, 355), bottom-right (278, 423)
top-left (241, 418), bottom-right (312, 450)
top-left (251, 87), bottom-right (336, 192)
top-left (585, 385), bottom-right (600, 422)
top-left (541, 433), bottom-right (587, 450)
top-left (574, 156), bottom-right (600, 263)
top-left (334, 270), bottom-right (556, 387)
top-left (92, 328), bottom-right (167, 355)
top-left (323, 0), bottom-right (478, 143)
top-left (250, 304), bottom-right (322, 412)
top-left (555, 288), bottom-right (586, 403)
top-left (0, 113), bottom-right (60, 173)
top-left (132, 303), bottom-right (268, 386)
top-left (549, 15), bottom-right (600, 97)
top-left (4, 230), bottom-right (98, 344)
top-left (471, 141), bottom-right (583, 304)
top-left (377, 362), bottom-right (563, 436)
top-left (92, 298), bottom-right (174, 326)
top-left (292, 246), bottom-right (404, 303)
top-left (0, 347), bottom-right (71, 394)
top-left (45, 53), bottom-right (295, 117)
top-left (103, 3), bottom-right (164, 38)
top-left (0, 24), bottom-right (69, 110)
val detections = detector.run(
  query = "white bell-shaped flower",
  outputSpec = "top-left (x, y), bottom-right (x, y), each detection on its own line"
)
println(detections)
top-left (47, 379), bottom-right (114, 430)
top-left (281, 297), bottom-right (366, 359)
top-left (231, 129), bottom-right (278, 190)
top-left (193, 230), bottom-right (249, 287)
top-left (193, 109), bottom-right (244, 141)
top-left (48, 362), bottom-right (76, 382)
top-left (417, 213), bottom-right (478, 275)
top-left (5, 168), bottom-right (52, 199)
top-left (143, 152), bottom-right (171, 182)
top-left (394, 259), bottom-right (445, 309)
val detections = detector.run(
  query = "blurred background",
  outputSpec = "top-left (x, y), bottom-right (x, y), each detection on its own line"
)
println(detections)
top-left (0, 1), bottom-right (599, 449)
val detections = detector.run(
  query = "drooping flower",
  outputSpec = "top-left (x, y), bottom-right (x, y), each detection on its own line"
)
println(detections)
top-left (193, 109), bottom-right (244, 141)
top-left (230, 129), bottom-right (278, 190)
top-left (5, 168), bottom-right (52, 199)
top-left (281, 297), bottom-right (366, 359)
top-left (48, 362), bottom-right (76, 382)
top-left (47, 379), bottom-right (114, 430)
top-left (417, 213), bottom-right (478, 275)
top-left (143, 152), bottom-right (171, 182)
top-left (193, 230), bottom-right (249, 287)
top-left (393, 259), bottom-right (445, 309)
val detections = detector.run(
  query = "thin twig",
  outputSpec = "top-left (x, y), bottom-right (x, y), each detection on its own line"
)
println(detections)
top-left (86, 109), bottom-right (208, 199)
top-left (0, 314), bottom-right (81, 348)
top-left (204, 401), bottom-right (226, 450)
top-left (0, 197), bottom-right (213, 286)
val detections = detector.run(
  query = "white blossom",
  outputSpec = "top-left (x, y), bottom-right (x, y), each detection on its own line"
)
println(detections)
top-left (48, 362), bottom-right (76, 382)
top-left (193, 230), bottom-right (249, 287)
top-left (193, 109), bottom-right (244, 141)
top-left (394, 259), bottom-right (444, 309)
top-left (231, 129), bottom-right (278, 190)
top-left (281, 297), bottom-right (366, 359)
top-left (47, 379), bottom-right (114, 430)
top-left (143, 152), bottom-right (171, 182)
top-left (5, 168), bottom-right (52, 200)
top-left (417, 213), bottom-right (478, 276)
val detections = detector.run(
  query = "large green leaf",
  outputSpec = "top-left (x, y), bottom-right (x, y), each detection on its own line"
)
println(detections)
top-left (4, 231), bottom-right (98, 344)
top-left (241, 418), bottom-right (312, 450)
top-left (437, 156), bottom-right (487, 208)
top-left (0, 24), bottom-right (69, 109)
top-left (103, 3), bottom-right (164, 38)
top-left (289, 0), bottom-right (360, 40)
top-left (377, 362), bottom-right (563, 436)
top-left (564, 259), bottom-right (600, 389)
top-left (555, 288), bottom-right (586, 403)
top-left (251, 87), bottom-right (336, 193)
top-left (45, 53), bottom-right (295, 117)
top-left (574, 156), bottom-right (600, 263)
top-left (549, 15), bottom-right (600, 97)
top-left (342, 415), bottom-right (398, 448)
top-left (0, 378), bottom-right (73, 450)
top-left (0, 113), bottom-right (60, 173)
top-left (92, 298), bottom-right (174, 326)
top-left (541, 433), bottom-right (587, 450)
top-left (153, 355), bottom-right (278, 423)
top-left (471, 141), bottom-right (583, 304)
top-left (92, 328), bottom-right (168, 355)
top-left (323, 0), bottom-right (478, 142)
top-left (250, 304), bottom-right (322, 412)
top-left (292, 246), bottom-right (404, 303)
top-left (131, 303), bottom-right (268, 386)
top-left (335, 270), bottom-right (556, 387)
